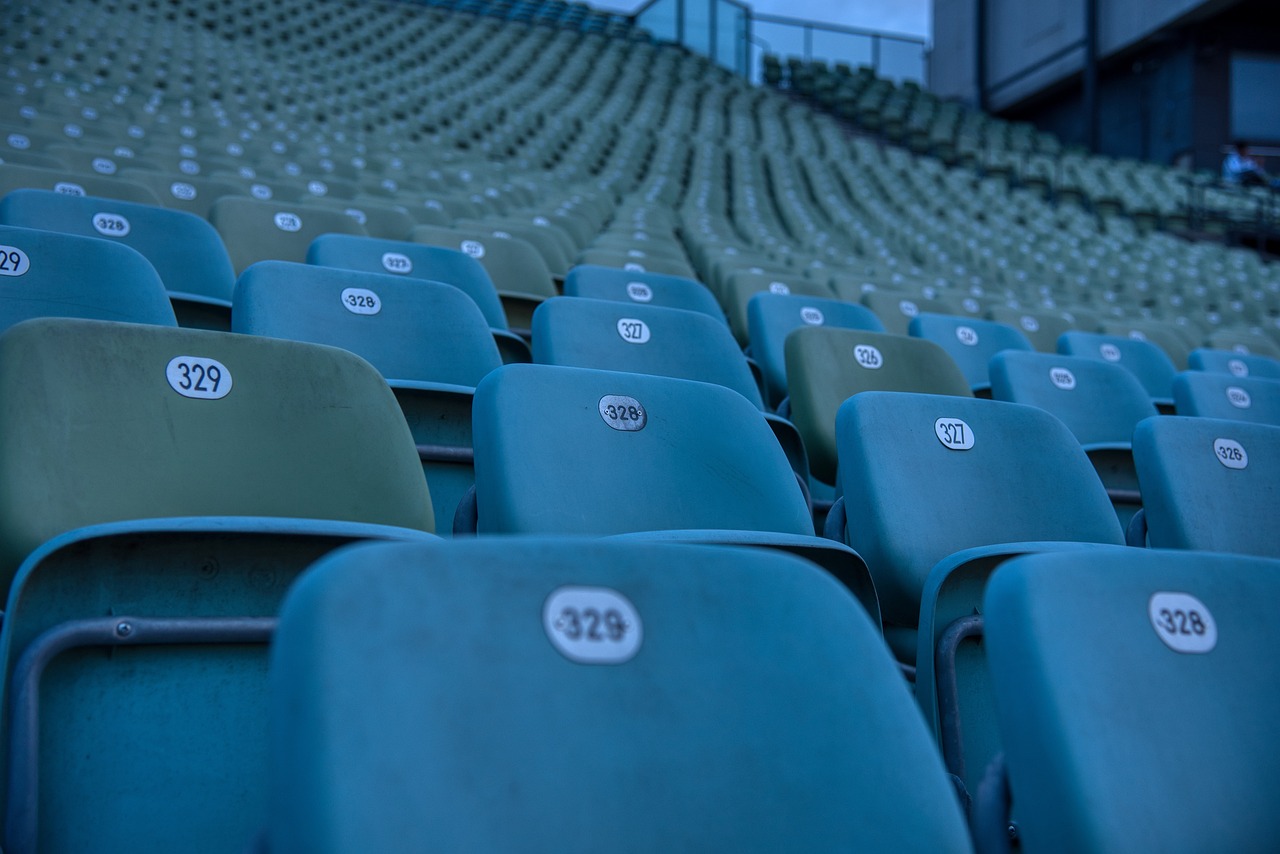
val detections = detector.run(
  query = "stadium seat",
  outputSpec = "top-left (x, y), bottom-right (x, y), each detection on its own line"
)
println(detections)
top-left (747, 292), bottom-right (885, 411)
top-left (460, 363), bottom-right (878, 621)
top-left (989, 350), bottom-right (1157, 524)
top-left (266, 538), bottom-right (972, 852)
top-left (985, 307), bottom-right (1078, 353)
top-left (827, 392), bottom-right (1124, 802)
top-left (0, 188), bottom-right (236, 330)
top-left (1128, 415), bottom-right (1280, 557)
top-left (305, 233), bottom-right (531, 363)
top-left (232, 261), bottom-right (504, 533)
top-left (0, 318), bottom-right (435, 854)
top-left (908, 313), bottom-right (1035, 396)
top-left (0, 224), bottom-right (177, 329)
top-left (978, 549), bottom-right (1280, 853)
top-left (720, 270), bottom-right (833, 346)
top-left (209, 195), bottom-right (368, 274)
top-left (859, 288), bottom-right (957, 337)
top-left (1187, 347), bottom-right (1280, 379)
top-left (0, 162), bottom-right (162, 205)
top-left (563, 264), bottom-right (727, 324)
top-left (1058, 330), bottom-right (1179, 411)
top-left (1172, 371), bottom-right (1280, 425)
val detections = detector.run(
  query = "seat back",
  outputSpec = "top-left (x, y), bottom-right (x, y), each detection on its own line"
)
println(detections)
top-left (0, 224), bottom-right (177, 330)
top-left (563, 264), bottom-right (726, 323)
top-left (785, 327), bottom-right (971, 483)
top-left (1172, 371), bottom-right (1280, 425)
top-left (209, 196), bottom-right (367, 274)
top-left (532, 297), bottom-right (763, 408)
top-left (471, 364), bottom-right (812, 536)
top-left (985, 307), bottom-right (1076, 353)
top-left (1058, 330), bottom-right (1178, 408)
top-left (1187, 347), bottom-right (1280, 380)
top-left (984, 549), bottom-right (1280, 852)
top-left (747, 292), bottom-right (884, 410)
top-left (908, 313), bottom-right (1034, 394)
top-left (1132, 415), bottom-right (1280, 557)
top-left (721, 270), bottom-right (833, 345)
top-left (268, 538), bottom-right (973, 853)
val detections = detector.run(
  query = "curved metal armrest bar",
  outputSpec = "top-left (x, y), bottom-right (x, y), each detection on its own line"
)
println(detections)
top-left (936, 614), bottom-right (985, 788)
top-left (6, 616), bottom-right (277, 854)
top-left (972, 752), bottom-right (1014, 854)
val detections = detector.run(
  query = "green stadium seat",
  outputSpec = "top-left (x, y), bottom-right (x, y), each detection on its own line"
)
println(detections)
top-left (908, 313), bottom-right (1034, 396)
top-left (985, 307), bottom-right (1079, 354)
top-left (0, 162), bottom-right (162, 205)
top-left (209, 195), bottom-right (368, 275)
top-left (721, 270), bottom-right (833, 346)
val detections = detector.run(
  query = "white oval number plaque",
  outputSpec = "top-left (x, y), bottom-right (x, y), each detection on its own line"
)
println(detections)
top-left (1226, 387), bottom-right (1252, 409)
top-left (617, 318), bottom-right (650, 344)
top-left (854, 344), bottom-right (883, 369)
top-left (381, 251), bottom-right (412, 274)
top-left (543, 585), bottom-right (642, 664)
top-left (1213, 438), bottom-right (1248, 470)
top-left (0, 245), bottom-right (31, 277)
top-left (92, 212), bottom-right (131, 237)
top-left (800, 307), bottom-right (825, 325)
top-left (626, 282), bottom-right (653, 303)
top-left (1148, 591), bottom-right (1217, 654)
top-left (935, 417), bottom-right (974, 450)
top-left (1050, 367), bottom-right (1076, 390)
top-left (166, 356), bottom-right (232, 400)
top-left (599, 395), bottom-right (646, 431)
top-left (341, 287), bottom-right (381, 315)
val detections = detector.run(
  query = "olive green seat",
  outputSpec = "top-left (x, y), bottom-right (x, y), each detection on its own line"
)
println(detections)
top-left (721, 270), bottom-right (833, 346)
top-left (985, 307), bottom-right (1079, 354)
top-left (209, 195), bottom-right (368, 275)
top-left (0, 162), bottom-right (161, 205)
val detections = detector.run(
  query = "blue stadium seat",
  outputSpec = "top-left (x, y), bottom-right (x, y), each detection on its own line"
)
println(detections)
top-left (1172, 370), bottom-right (1280, 425)
top-left (909, 313), bottom-right (1035, 396)
top-left (1187, 346), bottom-right (1280, 380)
top-left (563, 264), bottom-right (727, 324)
top-left (1058, 330), bottom-right (1178, 412)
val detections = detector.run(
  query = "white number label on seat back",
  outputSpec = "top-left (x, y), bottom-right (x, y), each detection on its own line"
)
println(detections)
top-left (273, 212), bottom-right (301, 232)
top-left (166, 356), bottom-right (233, 400)
top-left (92, 212), bottom-right (130, 237)
top-left (543, 586), bottom-right (643, 664)
top-left (624, 262), bottom-right (645, 272)
top-left (381, 252), bottom-right (412, 274)
top-left (899, 299), bottom-right (919, 317)
top-left (626, 282), bottom-right (653, 302)
top-left (460, 239), bottom-right (485, 259)
top-left (599, 395), bottom-right (647, 431)
top-left (1148, 592), bottom-right (1217, 654)
top-left (854, 344), bottom-right (883, 369)
top-left (955, 325), bottom-right (979, 346)
top-left (1227, 359), bottom-right (1249, 378)
top-left (54, 182), bottom-right (86, 196)
top-left (1213, 438), bottom-right (1248, 469)
top-left (768, 281), bottom-right (790, 295)
top-left (91, 157), bottom-right (116, 175)
top-left (616, 318), bottom-right (650, 344)
top-left (1050, 367), bottom-right (1076, 390)
top-left (1020, 315), bottom-right (1040, 332)
top-left (251, 184), bottom-right (273, 200)
top-left (935, 417), bottom-right (974, 450)
top-left (0, 245), bottom-right (31, 277)
top-left (1100, 343), bottom-right (1122, 362)
top-left (1226, 387), bottom-right (1252, 409)
top-left (800, 307), bottom-right (825, 325)
top-left (341, 287), bottom-right (381, 315)
top-left (169, 182), bottom-right (197, 201)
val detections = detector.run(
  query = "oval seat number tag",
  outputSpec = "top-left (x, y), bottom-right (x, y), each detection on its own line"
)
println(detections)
top-left (1050, 367), bottom-right (1076, 390)
top-left (599, 395), bottom-right (646, 431)
top-left (1226, 387), bottom-right (1252, 409)
top-left (854, 344), bottom-right (883, 369)
top-left (955, 325), bottom-right (979, 346)
top-left (800, 307), bottom-right (824, 325)
top-left (93, 212), bottom-right (131, 237)
top-left (460, 239), bottom-right (485, 259)
top-left (341, 287), bottom-right (381, 315)
top-left (381, 252), bottom-right (412, 274)
top-left (626, 282), bottom-right (653, 302)
top-left (1149, 591), bottom-right (1217, 654)
top-left (899, 299), bottom-right (919, 317)
top-left (1100, 343), bottom-right (1122, 362)
top-left (617, 318), bottom-right (650, 344)
top-left (543, 586), bottom-right (642, 664)
top-left (166, 356), bottom-right (232, 400)
top-left (768, 281), bottom-right (790, 295)
top-left (1214, 438), bottom-right (1248, 469)
top-left (1020, 315), bottom-right (1040, 332)
top-left (273, 212), bottom-right (301, 232)
top-left (935, 417), bottom-right (974, 450)
top-left (0, 245), bottom-right (31, 277)
top-left (1227, 359), bottom-right (1249, 378)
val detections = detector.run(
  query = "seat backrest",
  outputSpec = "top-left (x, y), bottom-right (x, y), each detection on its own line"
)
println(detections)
top-left (0, 223), bottom-right (177, 330)
top-left (859, 288), bottom-right (956, 336)
top-left (472, 364), bottom-right (812, 536)
top-left (532, 297), bottom-right (763, 409)
top-left (306, 232), bottom-right (509, 329)
top-left (984, 549), bottom-right (1280, 852)
top-left (785, 327), bottom-right (972, 483)
top-left (1187, 347), bottom-right (1280, 380)
top-left (268, 538), bottom-right (973, 853)
top-left (0, 317), bottom-right (434, 585)
top-left (835, 392), bottom-right (1124, 627)
top-left (0, 188), bottom-right (235, 303)
top-left (563, 264), bottom-right (726, 323)
top-left (209, 195), bottom-right (368, 274)
top-left (0, 162), bottom-right (162, 205)
top-left (232, 261), bottom-right (501, 387)
top-left (989, 351), bottom-right (1157, 447)
top-left (1172, 371), bottom-right (1280, 426)
top-left (1058, 330), bottom-right (1177, 406)
top-left (908, 313), bottom-right (1034, 394)
top-left (985, 307), bottom-right (1076, 353)
top-left (1132, 415), bottom-right (1280, 557)
top-left (722, 270), bottom-right (833, 345)
top-left (747, 292), bottom-right (884, 410)
top-left (410, 223), bottom-right (557, 298)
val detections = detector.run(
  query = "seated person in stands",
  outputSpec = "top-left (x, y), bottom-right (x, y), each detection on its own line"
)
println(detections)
top-left (1222, 141), bottom-right (1277, 187)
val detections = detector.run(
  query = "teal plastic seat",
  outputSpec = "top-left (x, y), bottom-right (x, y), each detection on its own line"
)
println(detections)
top-left (747, 292), bottom-right (884, 410)
top-left (0, 318), bottom-right (435, 854)
top-left (1187, 347), bottom-right (1280, 380)
top-left (305, 233), bottom-right (529, 363)
top-left (233, 261), bottom-right (504, 534)
top-left (267, 538), bottom-right (972, 853)
top-left (463, 364), bottom-right (877, 620)
top-left (0, 224), bottom-right (177, 329)
top-left (909, 313), bottom-right (1034, 396)
top-left (828, 392), bottom-right (1124, 802)
top-left (1129, 416), bottom-right (1280, 558)
top-left (1058, 330), bottom-right (1178, 411)
top-left (721, 270), bottom-right (833, 346)
top-left (1172, 371), bottom-right (1280, 425)
top-left (0, 188), bottom-right (235, 330)
top-left (563, 264), bottom-right (727, 324)
top-left (990, 351), bottom-right (1157, 525)
top-left (979, 549), bottom-right (1280, 853)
